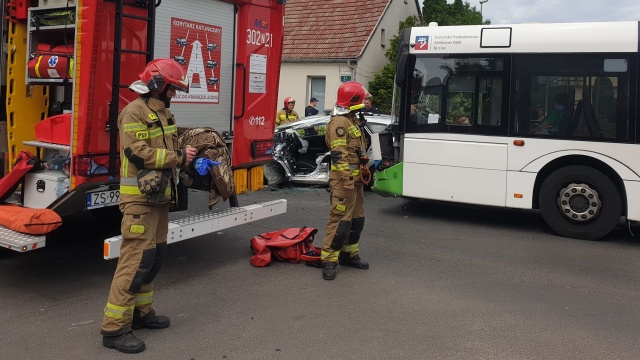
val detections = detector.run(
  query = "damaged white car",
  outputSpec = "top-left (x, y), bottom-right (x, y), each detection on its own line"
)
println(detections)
top-left (264, 113), bottom-right (393, 187)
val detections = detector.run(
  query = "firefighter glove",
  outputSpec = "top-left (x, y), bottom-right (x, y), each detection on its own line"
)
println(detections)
top-left (194, 157), bottom-right (221, 176)
top-left (360, 163), bottom-right (372, 185)
top-left (137, 169), bottom-right (170, 204)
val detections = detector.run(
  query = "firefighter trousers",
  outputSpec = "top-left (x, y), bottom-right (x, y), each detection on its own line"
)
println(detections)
top-left (321, 178), bottom-right (365, 263)
top-left (101, 202), bottom-right (170, 336)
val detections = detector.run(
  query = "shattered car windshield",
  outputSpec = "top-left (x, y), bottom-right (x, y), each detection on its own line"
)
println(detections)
top-left (275, 115), bottom-right (328, 131)
top-left (275, 114), bottom-right (393, 132)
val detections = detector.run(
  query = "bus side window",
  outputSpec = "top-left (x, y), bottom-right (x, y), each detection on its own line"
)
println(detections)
top-left (593, 77), bottom-right (618, 138)
top-left (513, 55), bottom-right (630, 141)
top-left (477, 77), bottom-right (503, 126)
top-left (447, 75), bottom-right (474, 126)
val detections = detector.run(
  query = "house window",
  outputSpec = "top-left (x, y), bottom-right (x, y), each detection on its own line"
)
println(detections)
top-left (381, 28), bottom-right (386, 48)
top-left (310, 77), bottom-right (326, 114)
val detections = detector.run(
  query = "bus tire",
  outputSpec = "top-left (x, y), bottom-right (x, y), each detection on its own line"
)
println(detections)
top-left (539, 165), bottom-right (621, 240)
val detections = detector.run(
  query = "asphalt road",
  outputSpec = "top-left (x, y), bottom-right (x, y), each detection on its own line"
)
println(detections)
top-left (2, 186), bottom-right (640, 360)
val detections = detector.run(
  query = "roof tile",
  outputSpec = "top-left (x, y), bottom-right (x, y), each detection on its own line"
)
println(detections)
top-left (282, 0), bottom-right (390, 60)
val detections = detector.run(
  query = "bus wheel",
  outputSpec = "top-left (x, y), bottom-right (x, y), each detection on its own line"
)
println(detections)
top-left (539, 165), bottom-right (621, 240)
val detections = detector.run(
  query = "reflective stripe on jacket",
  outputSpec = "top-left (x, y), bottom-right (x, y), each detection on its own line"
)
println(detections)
top-left (119, 97), bottom-right (185, 203)
top-left (275, 109), bottom-right (299, 126)
top-left (325, 114), bottom-right (367, 186)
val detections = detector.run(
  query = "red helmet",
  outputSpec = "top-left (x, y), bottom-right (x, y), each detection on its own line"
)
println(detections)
top-left (283, 97), bottom-right (296, 107)
top-left (139, 58), bottom-right (189, 94)
top-left (336, 81), bottom-right (365, 109)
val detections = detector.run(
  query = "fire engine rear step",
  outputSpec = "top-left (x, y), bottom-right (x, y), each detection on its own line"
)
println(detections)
top-left (103, 199), bottom-right (287, 259)
top-left (0, 227), bottom-right (46, 252)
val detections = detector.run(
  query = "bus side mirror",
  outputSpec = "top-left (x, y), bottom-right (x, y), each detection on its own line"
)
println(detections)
top-left (395, 34), bottom-right (411, 87)
top-left (396, 52), bottom-right (408, 87)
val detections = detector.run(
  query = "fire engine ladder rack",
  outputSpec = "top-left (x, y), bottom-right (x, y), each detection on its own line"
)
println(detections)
top-left (103, 199), bottom-right (287, 259)
top-left (107, 0), bottom-right (157, 178)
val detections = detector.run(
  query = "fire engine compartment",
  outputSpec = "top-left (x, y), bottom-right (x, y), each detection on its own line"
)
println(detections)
top-left (0, 0), bottom-right (288, 254)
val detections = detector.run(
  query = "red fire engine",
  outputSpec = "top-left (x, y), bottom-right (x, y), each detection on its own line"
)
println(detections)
top-left (0, 0), bottom-right (287, 255)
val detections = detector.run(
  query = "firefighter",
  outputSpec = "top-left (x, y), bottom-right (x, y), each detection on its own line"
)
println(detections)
top-left (321, 81), bottom-right (371, 280)
top-left (275, 97), bottom-right (300, 126)
top-left (100, 58), bottom-right (197, 353)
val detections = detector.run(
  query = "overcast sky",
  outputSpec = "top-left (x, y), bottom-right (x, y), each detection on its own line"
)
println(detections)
top-left (448, 0), bottom-right (640, 24)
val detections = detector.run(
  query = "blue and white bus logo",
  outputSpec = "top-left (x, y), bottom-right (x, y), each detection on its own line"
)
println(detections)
top-left (415, 36), bottom-right (429, 50)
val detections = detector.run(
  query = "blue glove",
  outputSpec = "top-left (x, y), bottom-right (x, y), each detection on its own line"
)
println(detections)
top-left (194, 158), bottom-right (220, 176)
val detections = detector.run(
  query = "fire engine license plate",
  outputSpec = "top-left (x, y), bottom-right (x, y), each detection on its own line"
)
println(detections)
top-left (86, 189), bottom-right (120, 209)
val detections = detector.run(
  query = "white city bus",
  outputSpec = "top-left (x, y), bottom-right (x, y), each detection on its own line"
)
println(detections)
top-left (373, 21), bottom-right (640, 240)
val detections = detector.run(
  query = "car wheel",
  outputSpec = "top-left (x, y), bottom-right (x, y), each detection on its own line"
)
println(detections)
top-left (538, 165), bottom-right (621, 240)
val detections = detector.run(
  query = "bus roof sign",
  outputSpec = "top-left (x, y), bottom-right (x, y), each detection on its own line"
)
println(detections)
top-left (409, 21), bottom-right (639, 54)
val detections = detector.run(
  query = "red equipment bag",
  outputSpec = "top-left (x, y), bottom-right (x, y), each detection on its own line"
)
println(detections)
top-left (28, 43), bottom-right (74, 79)
top-left (0, 151), bottom-right (39, 204)
top-left (250, 227), bottom-right (321, 267)
top-left (0, 204), bottom-right (62, 235)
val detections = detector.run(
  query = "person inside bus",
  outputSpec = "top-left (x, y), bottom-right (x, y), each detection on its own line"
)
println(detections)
top-left (456, 116), bottom-right (470, 126)
top-left (536, 105), bottom-right (546, 121)
top-left (530, 93), bottom-right (568, 135)
top-left (409, 103), bottom-right (428, 125)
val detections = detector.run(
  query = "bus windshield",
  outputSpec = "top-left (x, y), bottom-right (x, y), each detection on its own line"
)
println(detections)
top-left (406, 56), bottom-right (505, 130)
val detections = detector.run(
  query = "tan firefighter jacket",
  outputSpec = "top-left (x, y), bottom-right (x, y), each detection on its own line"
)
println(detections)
top-left (119, 96), bottom-right (186, 204)
top-left (325, 113), bottom-right (368, 186)
top-left (275, 109), bottom-right (299, 126)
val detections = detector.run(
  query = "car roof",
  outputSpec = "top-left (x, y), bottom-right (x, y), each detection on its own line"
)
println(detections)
top-left (276, 113), bottom-right (393, 131)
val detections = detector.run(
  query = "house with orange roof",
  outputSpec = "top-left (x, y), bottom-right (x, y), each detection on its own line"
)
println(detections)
top-left (277, 0), bottom-right (422, 116)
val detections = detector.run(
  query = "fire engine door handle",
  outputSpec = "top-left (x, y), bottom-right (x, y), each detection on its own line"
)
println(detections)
top-left (36, 180), bottom-right (46, 193)
top-left (234, 63), bottom-right (247, 119)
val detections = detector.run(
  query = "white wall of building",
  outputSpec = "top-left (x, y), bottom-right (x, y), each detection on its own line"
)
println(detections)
top-left (276, 62), bottom-right (354, 117)
top-left (278, 0), bottom-right (420, 116)
top-left (356, 0), bottom-right (420, 92)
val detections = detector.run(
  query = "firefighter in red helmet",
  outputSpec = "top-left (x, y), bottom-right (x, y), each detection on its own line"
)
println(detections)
top-left (321, 81), bottom-right (371, 280)
top-left (100, 58), bottom-right (197, 353)
top-left (275, 96), bottom-right (300, 126)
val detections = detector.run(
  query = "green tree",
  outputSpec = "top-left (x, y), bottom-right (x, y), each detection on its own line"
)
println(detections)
top-left (368, 0), bottom-right (489, 113)
top-left (367, 62), bottom-right (397, 114)
top-left (424, 0), bottom-right (489, 26)
top-left (368, 16), bottom-right (420, 114)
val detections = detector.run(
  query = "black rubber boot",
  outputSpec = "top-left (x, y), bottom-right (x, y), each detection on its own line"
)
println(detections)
top-left (102, 331), bottom-right (145, 354)
top-left (339, 253), bottom-right (369, 269)
top-left (322, 262), bottom-right (337, 280)
top-left (306, 260), bottom-right (323, 268)
top-left (132, 311), bottom-right (171, 330)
